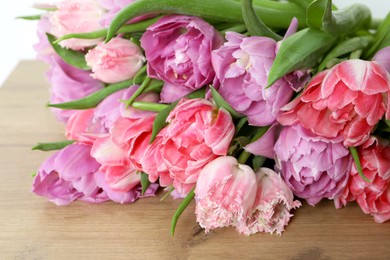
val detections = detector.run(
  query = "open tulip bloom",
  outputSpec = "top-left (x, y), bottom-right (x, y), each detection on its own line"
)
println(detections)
top-left (25, 0), bottom-right (390, 236)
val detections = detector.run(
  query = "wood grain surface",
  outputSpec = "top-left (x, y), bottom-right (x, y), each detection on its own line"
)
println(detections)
top-left (0, 61), bottom-right (389, 260)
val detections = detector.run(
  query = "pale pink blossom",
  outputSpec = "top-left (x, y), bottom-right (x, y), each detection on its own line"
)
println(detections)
top-left (237, 168), bottom-right (301, 235)
top-left (49, 0), bottom-right (105, 50)
top-left (278, 59), bottom-right (390, 147)
top-left (86, 38), bottom-right (145, 83)
top-left (195, 156), bottom-right (257, 232)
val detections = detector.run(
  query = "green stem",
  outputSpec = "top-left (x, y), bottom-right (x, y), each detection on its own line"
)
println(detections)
top-left (238, 150), bottom-right (252, 164)
top-left (131, 102), bottom-right (169, 112)
top-left (124, 77), bottom-right (151, 107)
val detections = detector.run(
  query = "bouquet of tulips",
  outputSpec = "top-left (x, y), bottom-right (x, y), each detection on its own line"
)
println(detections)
top-left (23, 0), bottom-right (390, 236)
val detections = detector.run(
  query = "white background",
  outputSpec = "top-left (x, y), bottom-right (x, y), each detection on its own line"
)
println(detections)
top-left (0, 0), bottom-right (388, 86)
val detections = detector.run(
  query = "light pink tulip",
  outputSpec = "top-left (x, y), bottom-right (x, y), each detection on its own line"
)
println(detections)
top-left (278, 59), bottom-right (390, 147)
top-left (237, 168), bottom-right (301, 235)
top-left (335, 137), bottom-right (390, 223)
top-left (142, 98), bottom-right (235, 194)
top-left (86, 38), bottom-right (145, 83)
top-left (195, 156), bottom-right (257, 232)
top-left (49, 0), bottom-right (105, 50)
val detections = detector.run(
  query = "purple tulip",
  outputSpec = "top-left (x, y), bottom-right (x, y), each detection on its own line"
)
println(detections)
top-left (140, 15), bottom-right (223, 103)
top-left (32, 143), bottom-right (108, 205)
top-left (274, 124), bottom-right (352, 206)
top-left (212, 32), bottom-right (307, 126)
top-left (46, 56), bottom-right (103, 123)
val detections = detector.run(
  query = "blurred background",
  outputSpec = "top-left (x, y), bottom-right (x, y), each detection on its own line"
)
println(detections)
top-left (0, 0), bottom-right (388, 86)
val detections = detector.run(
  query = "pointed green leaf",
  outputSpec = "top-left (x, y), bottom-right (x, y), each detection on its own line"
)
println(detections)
top-left (385, 120), bottom-right (390, 128)
top-left (106, 0), bottom-right (306, 42)
top-left (210, 86), bottom-right (244, 119)
top-left (349, 147), bottom-right (371, 183)
top-left (307, 0), bottom-right (371, 34)
top-left (318, 36), bottom-right (372, 71)
top-left (54, 16), bottom-right (162, 44)
top-left (242, 0), bottom-right (281, 40)
top-left (252, 156), bottom-right (266, 171)
top-left (171, 188), bottom-right (195, 236)
top-left (150, 102), bottom-right (177, 144)
top-left (16, 15), bottom-right (41, 20)
top-left (48, 79), bottom-right (134, 109)
top-left (140, 172), bottom-right (151, 195)
top-left (306, 0), bottom-right (328, 30)
top-left (32, 140), bottom-right (75, 151)
top-left (365, 13), bottom-right (390, 59)
top-left (267, 28), bottom-right (335, 87)
top-left (46, 33), bottom-right (90, 70)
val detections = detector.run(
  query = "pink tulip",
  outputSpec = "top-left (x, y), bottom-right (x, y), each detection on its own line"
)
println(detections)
top-left (274, 124), bottom-right (352, 205)
top-left (142, 98), bottom-right (235, 194)
top-left (49, 0), bottom-right (105, 50)
top-left (212, 32), bottom-right (306, 126)
top-left (47, 56), bottom-right (104, 123)
top-left (335, 137), bottom-right (390, 223)
top-left (195, 156), bottom-right (257, 232)
top-left (278, 59), bottom-right (390, 147)
top-left (91, 115), bottom-right (157, 192)
top-left (140, 15), bottom-right (223, 102)
top-left (65, 87), bottom-right (159, 143)
top-left (237, 168), bottom-right (301, 235)
top-left (34, 14), bottom-right (56, 63)
top-left (86, 38), bottom-right (145, 83)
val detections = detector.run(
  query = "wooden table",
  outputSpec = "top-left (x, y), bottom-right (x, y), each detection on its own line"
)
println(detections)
top-left (0, 60), bottom-right (389, 260)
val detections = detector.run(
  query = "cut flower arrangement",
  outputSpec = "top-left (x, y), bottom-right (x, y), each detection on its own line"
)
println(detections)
top-left (22, 0), bottom-right (390, 236)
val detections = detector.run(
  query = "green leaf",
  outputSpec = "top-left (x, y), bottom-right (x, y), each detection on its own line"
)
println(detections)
top-left (150, 102), bottom-right (177, 144)
top-left (32, 140), bottom-right (75, 151)
top-left (349, 147), bottom-right (371, 183)
top-left (140, 172), bottom-right (151, 195)
top-left (171, 188), bottom-right (195, 236)
top-left (46, 33), bottom-right (90, 70)
top-left (16, 15), bottom-right (41, 20)
top-left (124, 77), bottom-right (151, 107)
top-left (252, 156), bottom-right (266, 171)
top-left (106, 0), bottom-right (306, 42)
top-left (210, 86), bottom-right (244, 119)
top-left (385, 120), bottom-right (390, 128)
top-left (267, 28), bottom-right (335, 87)
top-left (241, 0), bottom-right (281, 40)
top-left (48, 79), bottom-right (134, 109)
top-left (307, 0), bottom-right (371, 34)
top-left (365, 13), bottom-right (390, 59)
top-left (317, 36), bottom-right (372, 71)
